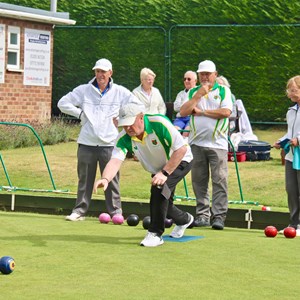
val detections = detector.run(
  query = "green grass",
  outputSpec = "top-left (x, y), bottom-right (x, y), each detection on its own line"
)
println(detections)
top-left (0, 211), bottom-right (299, 300)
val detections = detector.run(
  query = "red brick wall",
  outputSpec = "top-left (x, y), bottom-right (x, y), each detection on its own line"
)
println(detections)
top-left (0, 17), bottom-right (53, 123)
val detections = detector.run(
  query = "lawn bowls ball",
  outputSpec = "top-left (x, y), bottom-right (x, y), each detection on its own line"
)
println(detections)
top-left (164, 218), bottom-right (173, 228)
top-left (284, 227), bottom-right (296, 239)
top-left (262, 206), bottom-right (271, 211)
top-left (142, 216), bottom-right (151, 230)
top-left (264, 226), bottom-right (278, 238)
top-left (112, 214), bottom-right (124, 225)
top-left (126, 214), bottom-right (140, 226)
top-left (99, 213), bottom-right (111, 224)
top-left (0, 256), bottom-right (15, 275)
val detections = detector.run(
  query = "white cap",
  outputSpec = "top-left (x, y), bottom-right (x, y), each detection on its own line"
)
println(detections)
top-left (118, 103), bottom-right (146, 127)
top-left (197, 60), bottom-right (216, 73)
top-left (92, 58), bottom-right (112, 71)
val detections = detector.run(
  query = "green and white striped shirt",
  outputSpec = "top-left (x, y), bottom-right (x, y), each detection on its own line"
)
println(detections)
top-left (112, 114), bottom-right (193, 174)
top-left (188, 82), bottom-right (232, 150)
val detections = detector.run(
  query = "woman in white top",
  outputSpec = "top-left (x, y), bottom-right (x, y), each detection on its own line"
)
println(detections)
top-left (133, 68), bottom-right (166, 115)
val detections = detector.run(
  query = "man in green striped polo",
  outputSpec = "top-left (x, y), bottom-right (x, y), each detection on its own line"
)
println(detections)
top-left (94, 103), bottom-right (194, 247)
top-left (180, 60), bottom-right (233, 230)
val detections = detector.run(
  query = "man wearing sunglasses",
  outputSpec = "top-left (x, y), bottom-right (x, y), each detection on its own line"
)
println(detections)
top-left (173, 71), bottom-right (198, 138)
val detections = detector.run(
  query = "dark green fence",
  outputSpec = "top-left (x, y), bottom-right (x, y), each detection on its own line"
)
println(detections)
top-left (53, 24), bottom-right (300, 122)
top-left (52, 26), bottom-right (167, 115)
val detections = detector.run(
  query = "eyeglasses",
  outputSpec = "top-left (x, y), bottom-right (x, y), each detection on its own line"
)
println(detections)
top-left (183, 78), bottom-right (192, 81)
top-left (286, 89), bottom-right (300, 94)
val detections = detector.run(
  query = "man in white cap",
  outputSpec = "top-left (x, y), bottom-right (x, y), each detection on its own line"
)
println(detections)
top-left (58, 58), bottom-right (140, 221)
top-left (93, 102), bottom-right (194, 247)
top-left (180, 60), bottom-right (233, 230)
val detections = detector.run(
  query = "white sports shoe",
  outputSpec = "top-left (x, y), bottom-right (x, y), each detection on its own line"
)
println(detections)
top-left (65, 212), bottom-right (85, 221)
top-left (296, 229), bottom-right (300, 237)
top-left (140, 231), bottom-right (164, 247)
top-left (169, 213), bottom-right (194, 238)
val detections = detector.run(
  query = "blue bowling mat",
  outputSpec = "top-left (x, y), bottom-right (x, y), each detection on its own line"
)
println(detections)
top-left (162, 235), bottom-right (204, 243)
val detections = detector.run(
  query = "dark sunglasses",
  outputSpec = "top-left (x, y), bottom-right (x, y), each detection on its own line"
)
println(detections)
top-left (183, 78), bottom-right (192, 81)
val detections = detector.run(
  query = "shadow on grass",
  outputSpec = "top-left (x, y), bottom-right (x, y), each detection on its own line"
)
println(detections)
top-left (0, 234), bottom-right (140, 246)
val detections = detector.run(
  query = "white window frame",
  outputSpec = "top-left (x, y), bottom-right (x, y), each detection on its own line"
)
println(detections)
top-left (0, 24), bottom-right (6, 83)
top-left (7, 26), bottom-right (20, 70)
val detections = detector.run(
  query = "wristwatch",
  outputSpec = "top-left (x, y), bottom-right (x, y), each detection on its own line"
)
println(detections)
top-left (161, 169), bottom-right (170, 177)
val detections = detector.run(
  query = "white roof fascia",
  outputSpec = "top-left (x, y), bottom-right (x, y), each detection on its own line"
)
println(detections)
top-left (0, 8), bottom-right (76, 25)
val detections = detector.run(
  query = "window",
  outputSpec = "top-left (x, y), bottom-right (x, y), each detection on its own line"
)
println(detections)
top-left (7, 26), bottom-right (20, 70)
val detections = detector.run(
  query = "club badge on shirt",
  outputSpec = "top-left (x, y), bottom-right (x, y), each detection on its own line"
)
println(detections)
top-left (152, 139), bottom-right (158, 145)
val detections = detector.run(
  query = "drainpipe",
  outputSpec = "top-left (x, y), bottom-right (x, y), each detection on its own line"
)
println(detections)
top-left (51, 0), bottom-right (57, 12)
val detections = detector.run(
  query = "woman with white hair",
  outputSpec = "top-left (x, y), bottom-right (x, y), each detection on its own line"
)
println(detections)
top-left (133, 68), bottom-right (166, 115)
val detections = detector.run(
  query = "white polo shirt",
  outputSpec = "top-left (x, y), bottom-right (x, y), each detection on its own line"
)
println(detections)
top-left (188, 82), bottom-right (232, 150)
top-left (112, 115), bottom-right (193, 174)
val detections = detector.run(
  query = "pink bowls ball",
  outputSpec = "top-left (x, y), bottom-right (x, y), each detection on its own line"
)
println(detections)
top-left (99, 213), bottom-right (111, 224)
top-left (112, 214), bottom-right (124, 225)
